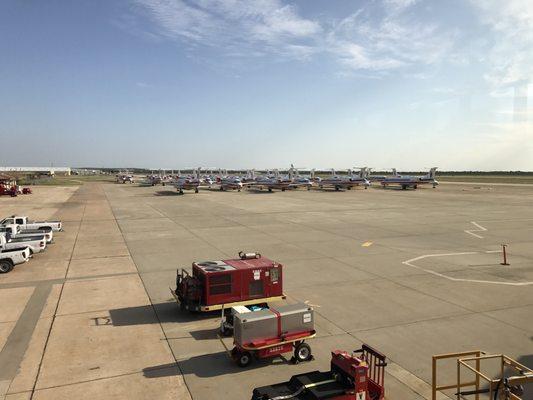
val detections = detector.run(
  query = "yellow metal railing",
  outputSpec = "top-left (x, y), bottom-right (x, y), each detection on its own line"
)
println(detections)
top-left (432, 350), bottom-right (533, 400)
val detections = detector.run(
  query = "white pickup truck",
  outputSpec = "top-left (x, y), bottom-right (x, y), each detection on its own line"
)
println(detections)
top-left (0, 244), bottom-right (31, 273)
top-left (0, 224), bottom-right (54, 244)
top-left (0, 216), bottom-right (62, 232)
top-left (0, 232), bottom-right (46, 254)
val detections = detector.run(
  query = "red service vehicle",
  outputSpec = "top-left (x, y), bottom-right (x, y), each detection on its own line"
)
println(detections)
top-left (0, 186), bottom-right (17, 197)
top-left (251, 344), bottom-right (387, 400)
top-left (230, 302), bottom-right (316, 368)
top-left (172, 252), bottom-right (285, 312)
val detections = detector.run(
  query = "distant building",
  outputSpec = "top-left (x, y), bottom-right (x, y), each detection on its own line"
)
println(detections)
top-left (0, 167), bottom-right (71, 175)
top-left (0, 173), bottom-right (17, 188)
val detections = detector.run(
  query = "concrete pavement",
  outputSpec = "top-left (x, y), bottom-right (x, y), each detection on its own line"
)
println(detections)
top-left (1, 181), bottom-right (532, 399)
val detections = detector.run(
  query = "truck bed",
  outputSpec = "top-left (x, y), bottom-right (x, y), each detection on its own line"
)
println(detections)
top-left (252, 371), bottom-right (349, 400)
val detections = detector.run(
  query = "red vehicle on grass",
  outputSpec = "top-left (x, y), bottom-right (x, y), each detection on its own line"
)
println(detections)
top-left (172, 252), bottom-right (285, 312)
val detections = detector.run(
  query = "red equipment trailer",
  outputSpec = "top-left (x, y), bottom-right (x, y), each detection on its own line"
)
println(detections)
top-left (229, 303), bottom-right (316, 367)
top-left (172, 252), bottom-right (285, 312)
top-left (251, 344), bottom-right (387, 400)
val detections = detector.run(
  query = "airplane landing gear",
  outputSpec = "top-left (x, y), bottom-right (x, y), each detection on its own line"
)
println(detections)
top-left (195, 188), bottom-right (199, 193)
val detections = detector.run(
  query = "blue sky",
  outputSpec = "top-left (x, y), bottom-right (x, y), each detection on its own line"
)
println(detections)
top-left (1, 0), bottom-right (531, 170)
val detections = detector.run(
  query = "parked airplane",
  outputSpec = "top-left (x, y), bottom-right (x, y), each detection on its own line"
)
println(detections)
top-left (366, 168), bottom-right (399, 182)
top-left (216, 169), bottom-right (247, 191)
top-left (145, 170), bottom-right (174, 186)
top-left (381, 167), bottom-right (438, 189)
top-left (317, 168), bottom-right (370, 190)
top-left (172, 169), bottom-right (202, 194)
top-left (116, 171), bottom-right (135, 184)
top-left (248, 166), bottom-right (312, 192)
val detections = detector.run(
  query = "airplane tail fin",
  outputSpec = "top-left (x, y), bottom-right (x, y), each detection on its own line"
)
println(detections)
top-left (428, 167), bottom-right (438, 179)
top-left (310, 169), bottom-right (315, 179)
top-left (392, 168), bottom-right (398, 177)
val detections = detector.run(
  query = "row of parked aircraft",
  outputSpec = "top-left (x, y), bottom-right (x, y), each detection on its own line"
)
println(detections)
top-left (137, 167), bottom-right (439, 194)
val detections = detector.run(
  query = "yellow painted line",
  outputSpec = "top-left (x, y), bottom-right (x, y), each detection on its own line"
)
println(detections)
top-left (362, 241), bottom-right (373, 247)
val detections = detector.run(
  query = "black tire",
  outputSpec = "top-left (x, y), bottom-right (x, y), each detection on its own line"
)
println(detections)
top-left (195, 188), bottom-right (199, 193)
top-left (294, 343), bottom-right (311, 362)
top-left (413, 184), bottom-right (418, 189)
top-left (222, 326), bottom-right (233, 337)
top-left (0, 260), bottom-right (14, 274)
top-left (402, 185), bottom-right (407, 190)
top-left (237, 351), bottom-right (252, 367)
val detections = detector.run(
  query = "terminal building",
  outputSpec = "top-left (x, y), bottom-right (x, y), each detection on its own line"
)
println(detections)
top-left (0, 167), bottom-right (71, 176)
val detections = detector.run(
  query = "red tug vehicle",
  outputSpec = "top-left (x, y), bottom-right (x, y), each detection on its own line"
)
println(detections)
top-left (251, 344), bottom-right (387, 400)
top-left (172, 252), bottom-right (286, 312)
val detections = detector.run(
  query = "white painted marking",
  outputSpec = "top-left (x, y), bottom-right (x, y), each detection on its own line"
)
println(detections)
top-left (464, 221), bottom-right (487, 239)
top-left (402, 252), bottom-right (533, 286)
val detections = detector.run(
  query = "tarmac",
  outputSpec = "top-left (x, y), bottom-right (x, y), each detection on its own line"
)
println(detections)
top-left (0, 182), bottom-right (532, 399)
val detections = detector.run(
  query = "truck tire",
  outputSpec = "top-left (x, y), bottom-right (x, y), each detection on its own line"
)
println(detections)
top-left (221, 325), bottom-right (233, 337)
top-left (0, 260), bottom-right (14, 274)
top-left (237, 351), bottom-right (252, 367)
top-left (294, 343), bottom-right (312, 362)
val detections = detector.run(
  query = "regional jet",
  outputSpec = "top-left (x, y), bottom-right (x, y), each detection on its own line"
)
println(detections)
top-left (381, 167), bottom-right (438, 189)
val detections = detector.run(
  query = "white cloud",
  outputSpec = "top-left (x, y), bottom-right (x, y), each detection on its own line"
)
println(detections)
top-left (134, 0), bottom-right (321, 59)
top-left (470, 0), bottom-right (533, 86)
top-left (131, 0), bottom-right (458, 73)
top-left (326, 3), bottom-right (457, 72)
top-left (383, 0), bottom-right (420, 13)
